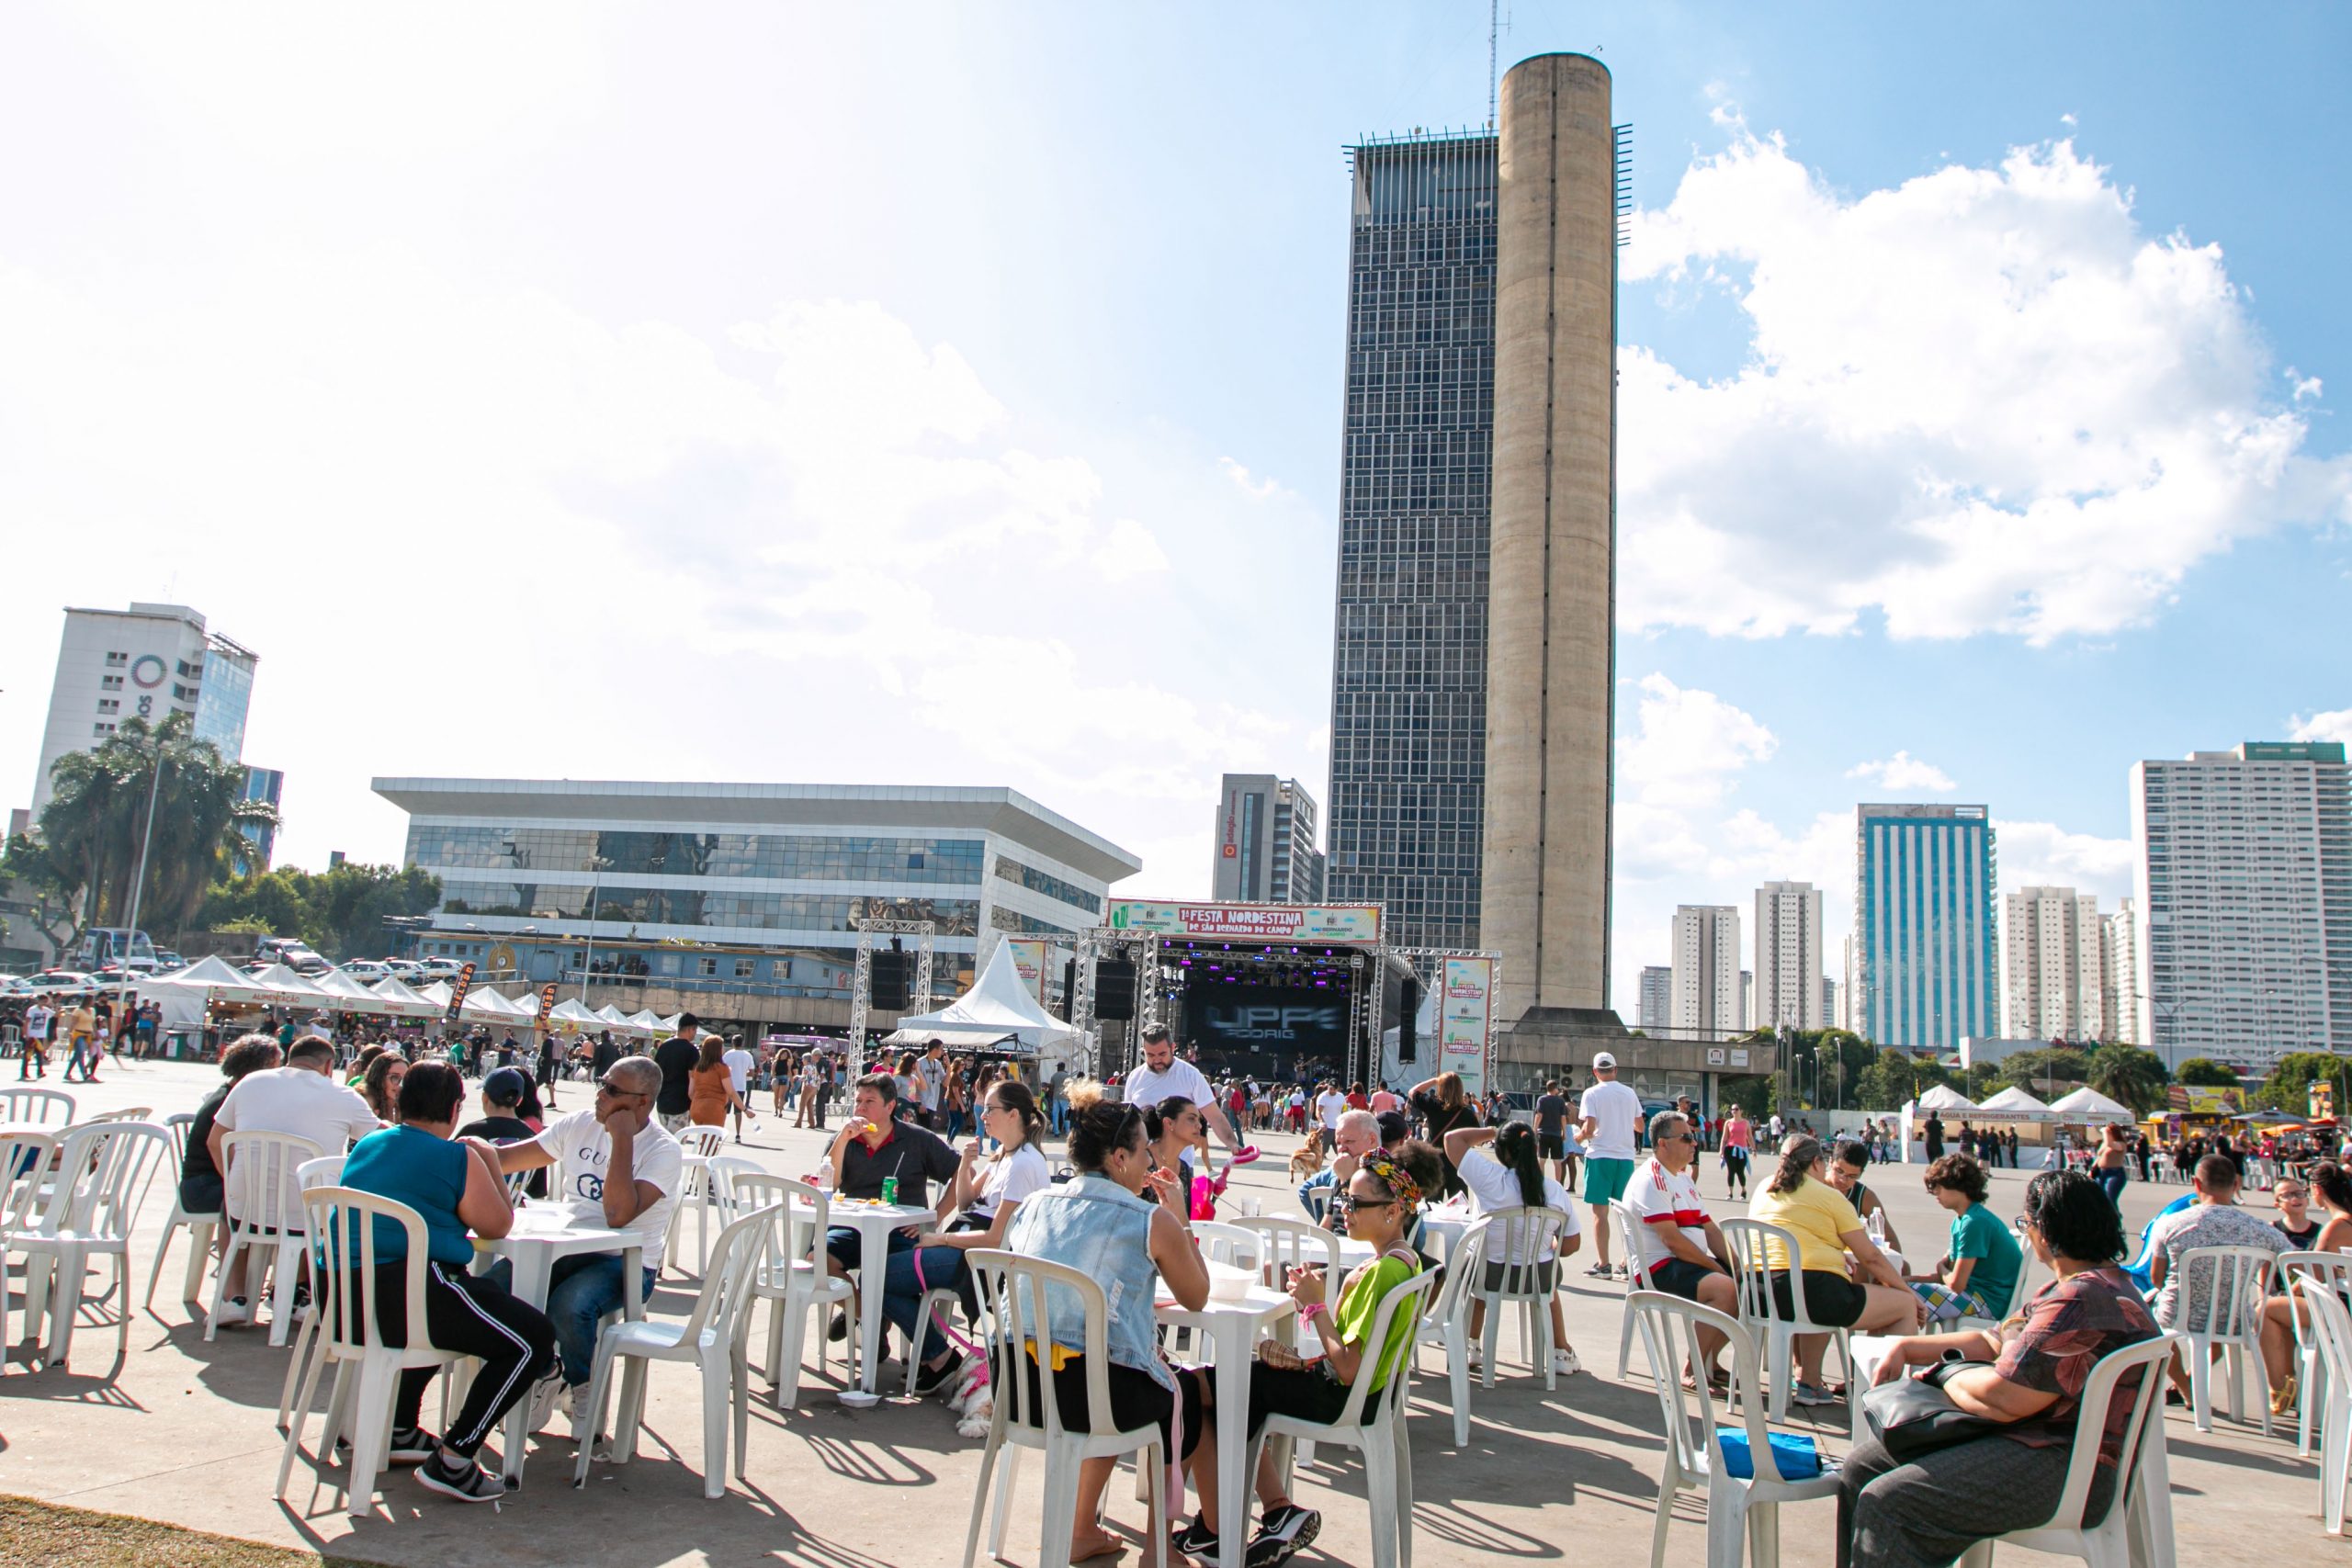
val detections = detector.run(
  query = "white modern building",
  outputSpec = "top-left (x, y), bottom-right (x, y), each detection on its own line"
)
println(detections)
top-left (2103, 898), bottom-right (2141, 1045)
top-left (374, 777), bottom-right (1141, 1034)
top-left (1853, 804), bottom-right (2000, 1053)
top-left (1209, 774), bottom-right (1325, 905)
top-left (2132, 741), bottom-right (2352, 1069)
top-left (1636, 964), bottom-right (1672, 1031)
top-left (1754, 879), bottom-right (1828, 1031)
top-left (1670, 905), bottom-right (1743, 1035)
top-left (2002, 886), bottom-right (2107, 1042)
top-left (26, 603), bottom-right (259, 818)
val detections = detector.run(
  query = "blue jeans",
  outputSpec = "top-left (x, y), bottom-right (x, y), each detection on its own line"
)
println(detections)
top-left (544, 1252), bottom-right (659, 1388)
top-left (882, 1244), bottom-right (971, 1368)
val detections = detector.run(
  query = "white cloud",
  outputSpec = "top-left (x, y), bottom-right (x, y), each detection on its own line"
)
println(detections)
top-left (2290, 708), bottom-right (2352, 746)
top-left (1621, 133), bottom-right (2352, 644)
top-left (1846, 751), bottom-right (1958, 793)
top-left (1216, 457), bottom-right (1286, 502)
top-left (2289, 370), bottom-right (2324, 403)
top-left (1993, 820), bottom-right (2135, 900)
top-left (1617, 673), bottom-right (1778, 811)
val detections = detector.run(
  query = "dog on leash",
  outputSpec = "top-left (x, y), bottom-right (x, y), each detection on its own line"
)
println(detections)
top-left (1287, 1127), bottom-right (1327, 1184)
top-left (944, 1356), bottom-right (993, 1438)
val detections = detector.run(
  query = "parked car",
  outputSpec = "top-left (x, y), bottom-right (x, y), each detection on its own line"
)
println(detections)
top-left (339, 960), bottom-right (392, 985)
top-left (153, 949), bottom-right (186, 969)
top-left (27, 970), bottom-right (99, 992)
top-left (0, 976), bottom-right (34, 998)
top-left (380, 958), bottom-right (426, 982)
top-left (415, 957), bottom-right (469, 979)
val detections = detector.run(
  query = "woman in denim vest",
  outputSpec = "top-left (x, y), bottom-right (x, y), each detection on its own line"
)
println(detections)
top-left (1005, 1082), bottom-right (1210, 1565)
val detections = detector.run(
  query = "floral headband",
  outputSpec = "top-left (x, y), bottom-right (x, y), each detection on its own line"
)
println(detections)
top-left (1359, 1150), bottom-right (1423, 1213)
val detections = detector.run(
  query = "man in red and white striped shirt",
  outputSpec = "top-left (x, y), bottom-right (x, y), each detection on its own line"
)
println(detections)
top-left (1630, 1110), bottom-right (1740, 1380)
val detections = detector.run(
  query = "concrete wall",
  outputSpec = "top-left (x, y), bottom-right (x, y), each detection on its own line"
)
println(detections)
top-left (1479, 52), bottom-right (1617, 1023)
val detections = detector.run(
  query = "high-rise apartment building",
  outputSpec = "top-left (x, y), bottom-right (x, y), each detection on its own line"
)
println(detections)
top-left (2132, 741), bottom-right (2351, 1068)
top-left (1325, 129), bottom-right (1498, 952)
top-left (1853, 804), bottom-right (1999, 1052)
top-left (1753, 880), bottom-right (1827, 1031)
top-left (239, 766), bottom-right (285, 873)
top-left (27, 603), bottom-right (258, 818)
top-left (1210, 774), bottom-right (1325, 905)
top-left (2002, 886), bottom-right (2106, 1042)
top-left (1670, 905), bottom-right (1742, 1035)
top-left (2103, 898), bottom-right (2141, 1045)
top-left (1825, 977), bottom-right (1842, 1031)
top-left (1636, 964), bottom-right (1671, 1031)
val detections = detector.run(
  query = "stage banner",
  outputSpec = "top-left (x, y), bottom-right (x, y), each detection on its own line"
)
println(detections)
top-left (1107, 900), bottom-right (1381, 944)
top-left (1438, 956), bottom-right (1495, 1099)
top-left (1005, 939), bottom-right (1050, 1006)
top-left (1181, 985), bottom-right (1351, 1074)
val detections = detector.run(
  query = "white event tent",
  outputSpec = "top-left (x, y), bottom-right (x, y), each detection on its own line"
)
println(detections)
top-left (1975, 1086), bottom-right (2055, 1122)
top-left (2050, 1087), bottom-right (2134, 1125)
top-left (367, 976), bottom-right (447, 1019)
top-left (885, 941), bottom-right (1080, 1059)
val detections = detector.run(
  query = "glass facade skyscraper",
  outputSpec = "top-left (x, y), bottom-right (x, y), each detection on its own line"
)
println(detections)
top-left (1326, 131), bottom-right (1498, 950)
top-left (1853, 804), bottom-right (1999, 1052)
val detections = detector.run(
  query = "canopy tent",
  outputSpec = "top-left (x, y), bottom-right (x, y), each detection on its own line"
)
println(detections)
top-left (2234, 1108), bottom-right (2300, 1126)
top-left (1976, 1086), bottom-right (2056, 1122)
top-left (594, 1004), bottom-right (637, 1030)
top-left (883, 940), bottom-right (1079, 1056)
top-left (470, 989), bottom-right (537, 1022)
top-left (625, 1009), bottom-right (667, 1033)
top-left (367, 976), bottom-right (447, 1020)
top-left (2049, 1086), bottom-right (2133, 1124)
top-left (247, 964), bottom-right (338, 1007)
top-left (311, 967), bottom-right (403, 1011)
top-left (144, 955), bottom-right (288, 1007)
top-left (1916, 1084), bottom-right (1980, 1113)
top-left (547, 998), bottom-right (609, 1032)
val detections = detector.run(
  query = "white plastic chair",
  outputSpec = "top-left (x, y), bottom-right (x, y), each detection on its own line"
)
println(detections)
top-left (274, 1187), bottom-right (464, 1520)
top-left (2303, 1285), bottom-right (2352, 1533)
top-left (209, 1130), bottom-right (324, 1346)
top-left (1613, 1198), bottom-right (1658, 1379)
top-left (961, 1249), bottom-right (1170, 1568)
top-left (1719, 1217), bottom-right (1851, 1426)
top-left (1247, 1265), bottom-right (1439, 1568)
top-left (144, 1112), bottom-right (220, 1311)
top-left (274, 1156), bottom-right (352, 1431)
top-left (2171, 1243), bottom-right (2276, 1436)
top-left (1955, 1334), bottom-right (2177, 1568)
top-left (1412, 1217), bottom-right (1490, 1445)
top-left (6, 1120), bottom-right (172, 1371)
top-left (0, 1086), bottom-right (75, 1125)
top-left (1190, 1219), bottom-right (1264, 1270)
top-left (1630, 1291), bottom-right (1840, 1568)
top-left (729, 1171), bottom-right (851, 1407)
top-left (575, 1201), bottom-right (775, 1498)
top-left (1234, 1214), bottom-right (1343, 1307)
top-left (2279, 1251), bottom-right (2352, 1457)
top-left (1469, 1205), bottom-right (1569, 1389)
top-left (667, 1123), bottom-right (728, 1271)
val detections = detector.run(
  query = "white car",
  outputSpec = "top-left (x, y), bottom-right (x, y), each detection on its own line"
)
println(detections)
top-left (339, 961), bottom-right (392, 985)
top-left (0, 976), bottom-right (33, 997)
top-left (415, 957), bottom-right (469, 979)
top-left (380, 958), bottom-right (426, 982)
top-left (27, 970), bottom-right (98, 992)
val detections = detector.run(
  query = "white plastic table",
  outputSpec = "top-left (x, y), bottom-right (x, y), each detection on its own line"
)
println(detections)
top-left (1156, 1281), bottom-right (1297, 1568)
top-left (826, 1198), bottom-right (936, 1404)
top-left (472, 1207), bottom-right (644, 1484)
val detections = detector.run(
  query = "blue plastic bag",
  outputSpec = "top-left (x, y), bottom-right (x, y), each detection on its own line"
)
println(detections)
top-left (1715, 1427), bottom-right (1822, 1481)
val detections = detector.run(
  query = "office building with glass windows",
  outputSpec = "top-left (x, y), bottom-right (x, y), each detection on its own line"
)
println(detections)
top-left (1324, 128), bottom-right (1498, 952)
top-left (1852, 804), bottom-right (1999, 1053)
top-left (2131, 741), bottom-right (2351, 1068)
top-left (373, 777), bottom-right (1140, 1035)
top-left (1210, 774), bottom-right (1325, 905)
top-left (25, 603), bottom-right (259, 818)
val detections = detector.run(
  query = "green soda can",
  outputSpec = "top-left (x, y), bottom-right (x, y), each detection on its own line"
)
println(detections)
top-left (881, 1176), bottom-right (899, 1205)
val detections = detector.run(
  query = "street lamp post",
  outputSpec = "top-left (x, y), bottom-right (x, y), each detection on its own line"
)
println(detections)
top-left (116, 727), bottom-right (169, 1027)
top-left (579, 852), bottom-right (611, 1005)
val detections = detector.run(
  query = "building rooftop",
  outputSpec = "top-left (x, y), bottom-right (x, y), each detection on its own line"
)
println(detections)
top-left (371, 777), bottom-right (1143, 886)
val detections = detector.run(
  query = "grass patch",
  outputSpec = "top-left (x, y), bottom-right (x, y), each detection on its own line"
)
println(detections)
top-left (0, 1495), bottom-right (368, 1567)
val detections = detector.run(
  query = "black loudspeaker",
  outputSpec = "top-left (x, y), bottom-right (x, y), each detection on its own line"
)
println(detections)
top-left (1061, 959), bottom-right (1077, 1010)
top-left (1093, 958), bottom-right (1137, 1021)
top-left (1396, 977), bottom-right (1421, 1063)
top-left (869, 949), bottom-right (913, 1010)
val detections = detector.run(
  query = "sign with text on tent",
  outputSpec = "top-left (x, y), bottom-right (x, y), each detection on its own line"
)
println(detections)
top-left (1105, 900), bottom-right (1380, 944)
top-left (445, 961), bottom-right (477, 1021)
top-left (1005, 940), bottom-right (1050, 1006)
top-left (1438, 955), bottom-right (1494, 1100)
top-left (537, 983), bottom-right (558, 1026)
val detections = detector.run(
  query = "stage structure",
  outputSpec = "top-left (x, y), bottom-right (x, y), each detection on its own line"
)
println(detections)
top-left (848, 917), bottom-right (935, 1069)
top-left (1063, 901), bottom-right (1428, 1089)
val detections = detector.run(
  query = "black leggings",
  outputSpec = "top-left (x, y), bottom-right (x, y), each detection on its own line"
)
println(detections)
top-left (1017, 1354), bottom-right (1204, 1462)
top-left (362, 1260), bottom-right (558, 1457)
top-left (1242, 1361), bottom-right (1383, 1439)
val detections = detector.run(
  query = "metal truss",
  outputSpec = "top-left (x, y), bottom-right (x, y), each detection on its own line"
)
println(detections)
top-left (1388, 945), bottom-right (1505, 1087)
top-left (848, 918), bottom-right (935, 1071)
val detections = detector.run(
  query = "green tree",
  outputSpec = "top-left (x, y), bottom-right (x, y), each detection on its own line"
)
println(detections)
top-left (2175, 1057), bottom-right (2241, 1088)
top-left (2085, 1043), bottom-right (2171, 1115)
top-left (1715, 1076), bottom-right (1775, 1118)
top-left (195, 862), bottom-right (440, 960)
top-left (1997, 1047), bottom-right (2093, 1095)
top-left (1854, 1047), bottom-right (1951, 1111)
top-left (2254, 1052), bottom-right (2352, 1114)
top-left (32, 713), bottom-right (278, 944)
top-left (0, 831), bottom-right (83, 956)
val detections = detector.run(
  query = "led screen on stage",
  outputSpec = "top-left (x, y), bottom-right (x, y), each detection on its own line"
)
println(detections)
top-left (1180, 986), bottom-right (1351, 1077)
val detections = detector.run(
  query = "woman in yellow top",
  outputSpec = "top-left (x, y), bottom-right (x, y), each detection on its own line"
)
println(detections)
top-left (1748, 1134), bottom-right (1922, 1404)
top-left (1177, 1149), bottom-right (1426, 1567)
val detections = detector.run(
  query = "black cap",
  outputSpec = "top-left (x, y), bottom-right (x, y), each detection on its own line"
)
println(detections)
top-left (1375, 1110), bottom-right (1410, 1146)
top-left (481, 1067), bottom-right (532, 1106)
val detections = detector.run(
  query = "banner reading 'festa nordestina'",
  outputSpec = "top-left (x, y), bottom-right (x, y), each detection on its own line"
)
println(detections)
top-left (1104, 900), bottom-right (1382, 944)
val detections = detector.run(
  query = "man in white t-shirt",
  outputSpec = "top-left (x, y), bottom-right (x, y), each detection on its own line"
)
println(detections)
top-left (1314, 1082), bottom-right (1348, 1135)
top-left (1574, 1051), bottom-right (1645, 1277)
top-left (19, 1000), bottom-right (54, 1077)
top-left (207, 1035), bottom-right (382, 1324)
top-left (1123, 1025), bottom-right (1247, 1156)
top-left (497, 1055), bottom-right (682, 1424)
top-left (1629, 1108), bottom-right (1737, 1379)
top-left (721, 1037), bottom-right (757, 1143)
top-left (916, 1041), bottom-right (950, 1131)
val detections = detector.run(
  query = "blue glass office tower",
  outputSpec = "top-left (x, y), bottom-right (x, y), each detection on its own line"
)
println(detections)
top-left (1853, 804), bottom-right (1998, 1052)
top-left (1325, 130), bottom-right (1498, 950)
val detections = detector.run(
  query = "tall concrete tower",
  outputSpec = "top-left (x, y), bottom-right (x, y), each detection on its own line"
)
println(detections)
top-left (1479, 52), bottom-right (1619, 1025)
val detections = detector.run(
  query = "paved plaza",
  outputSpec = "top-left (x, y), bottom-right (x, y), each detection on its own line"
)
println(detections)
top-left (0, 1058), bottom-right (2338, 1566)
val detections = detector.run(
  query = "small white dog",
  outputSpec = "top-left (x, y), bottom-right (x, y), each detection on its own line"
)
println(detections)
top-left (944, 1358), bottom-right (993, 1438)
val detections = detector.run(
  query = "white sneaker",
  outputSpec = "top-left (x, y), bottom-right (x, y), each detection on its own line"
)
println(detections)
top-left (1552, 1348), bottom-right (1584, 1376)
top-left (566, 1381), bottom-right (595, 1436)
top-left (526, 1368), bottom-right (569, 1433)
top-left (213, 1296), bottom-right (251, 1326)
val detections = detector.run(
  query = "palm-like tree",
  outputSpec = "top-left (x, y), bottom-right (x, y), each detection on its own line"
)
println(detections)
top-left (2086, 1043), bottom-right (2169, 1115)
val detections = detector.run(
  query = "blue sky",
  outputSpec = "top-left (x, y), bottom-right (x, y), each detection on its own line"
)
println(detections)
top-left (0, 2), bottom-right (2344, 1005)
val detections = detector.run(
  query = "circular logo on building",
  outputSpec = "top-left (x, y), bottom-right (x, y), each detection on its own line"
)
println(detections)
top-left (488, 942), bottom-right (516, 976)
top-left (130, 654), bottom-right (166, 690)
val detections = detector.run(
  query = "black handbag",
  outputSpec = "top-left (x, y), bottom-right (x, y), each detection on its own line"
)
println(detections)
top-left (1860, 1361), bottom-right (2004, 1458)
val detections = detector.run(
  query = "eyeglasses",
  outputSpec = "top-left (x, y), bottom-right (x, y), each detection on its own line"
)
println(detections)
top-left (595, 1077), bottom-right (645, 1097)
top-left (2277, 1188), bottom-right (2310, 1200)
top-left (1347, 1196), bottom-right (1396, 1209)
top-left (1661, 1131), bottom-right (1696, 1144)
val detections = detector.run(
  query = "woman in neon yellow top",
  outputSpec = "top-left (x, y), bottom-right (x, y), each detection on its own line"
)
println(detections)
top-left (1747, 1134), bottom-right (1920, 1404)
top-left (1174, 1151), bottom-right (1424, 1566)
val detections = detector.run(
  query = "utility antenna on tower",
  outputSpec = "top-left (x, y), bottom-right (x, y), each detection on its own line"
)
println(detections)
top-left (1487, 0), bottom-right (1505, 129)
